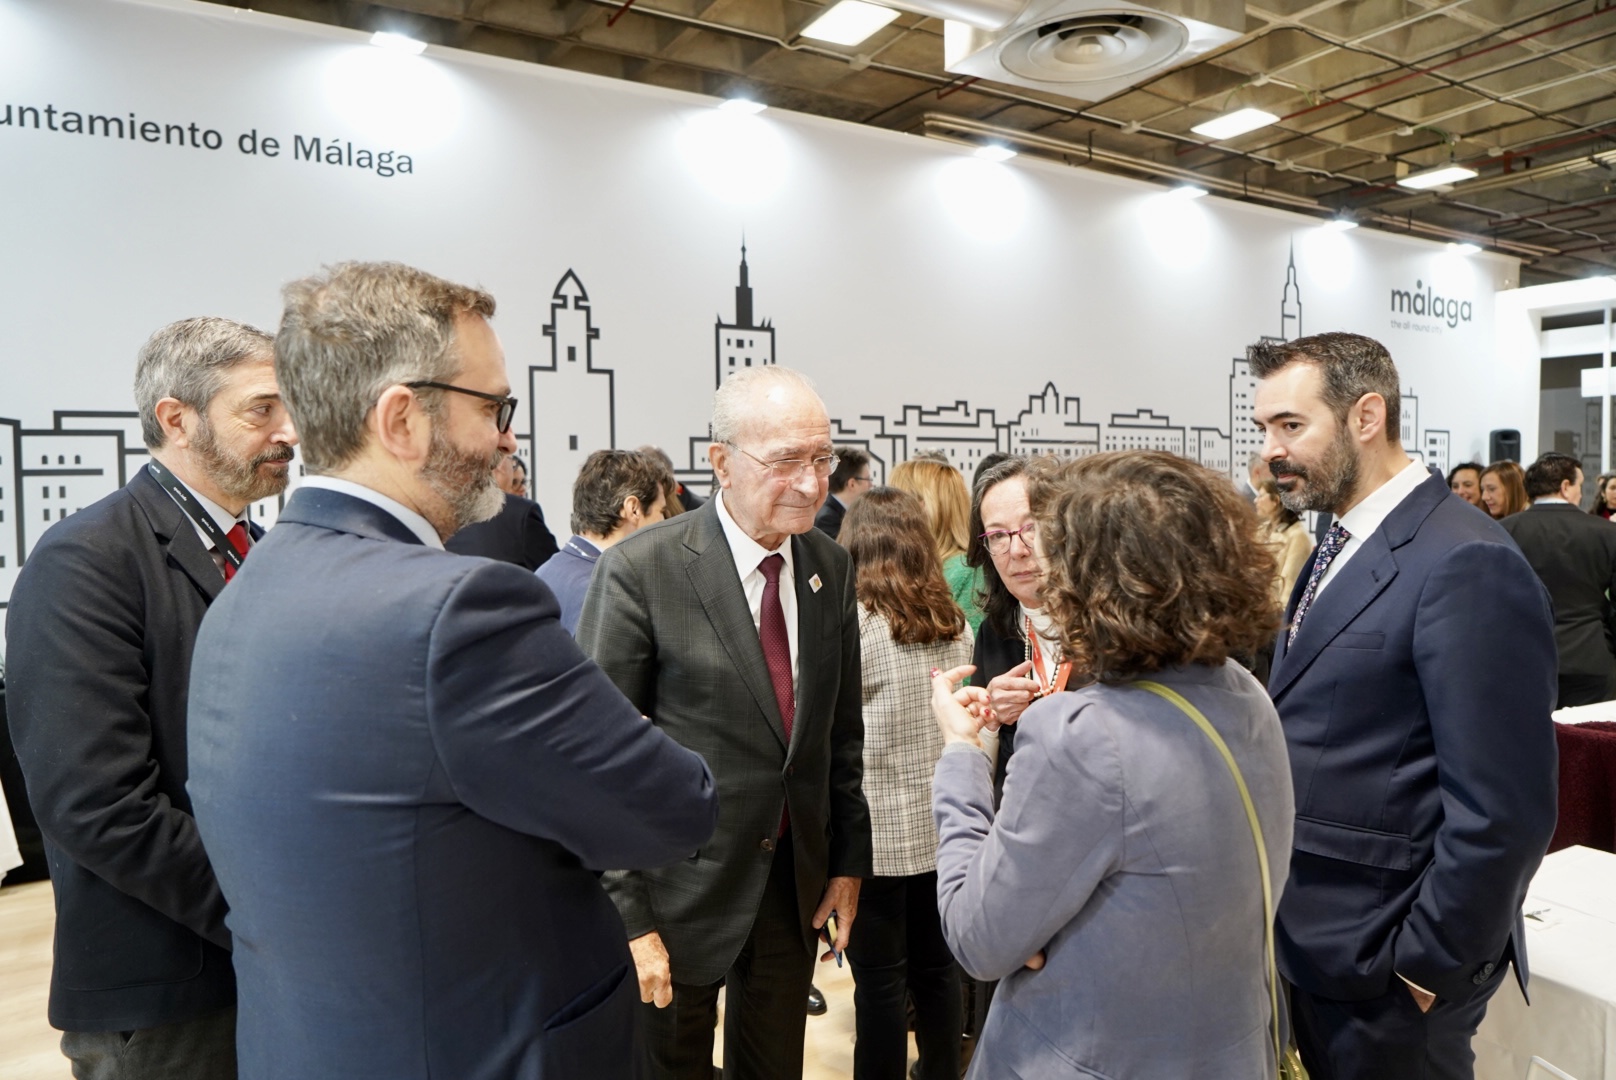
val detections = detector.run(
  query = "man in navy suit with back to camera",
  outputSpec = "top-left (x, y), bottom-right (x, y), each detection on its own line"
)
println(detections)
top-left (186, 261), bottom-right (719, 1080)
top-left (1251, 332), bottom-right (1558, 1080)
top-left (6, 317), bottom-right (296, 1079)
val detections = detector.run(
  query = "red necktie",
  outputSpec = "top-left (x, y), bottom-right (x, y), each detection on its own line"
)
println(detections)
top-left (221, 522), bottom-right (250, 583)
top-left (758, 554), bottom-right (795, 742)
top-left (760, 554), bottom-right (795, 837)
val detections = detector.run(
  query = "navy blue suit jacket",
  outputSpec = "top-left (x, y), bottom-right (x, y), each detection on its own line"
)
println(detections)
top-left (1270, 472), bottom-right (1558, 1005)
top-left (187, 487), bottom-right (718, 1080)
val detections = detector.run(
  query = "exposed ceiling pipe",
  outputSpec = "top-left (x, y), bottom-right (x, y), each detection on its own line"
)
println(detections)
top-left (1372, 147), bottom-right (1616, 212)
top-left (921, 112), bottom-right (1561, 257)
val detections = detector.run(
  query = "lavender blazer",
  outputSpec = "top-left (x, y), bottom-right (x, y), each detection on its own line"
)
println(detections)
top-left (934, 661), bottom-right (1294, 1080)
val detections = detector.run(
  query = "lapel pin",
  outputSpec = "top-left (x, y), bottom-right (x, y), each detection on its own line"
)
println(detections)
top-left (809, 574), bottom-right (823, 593)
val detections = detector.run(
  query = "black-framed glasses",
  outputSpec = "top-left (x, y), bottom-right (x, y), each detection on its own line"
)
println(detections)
top-left (978, 521), bottom-right (1037, 556)
top-left (731, 444), bottom-right (839, 481)
top-left (405, 381), bottom-right (517, 433)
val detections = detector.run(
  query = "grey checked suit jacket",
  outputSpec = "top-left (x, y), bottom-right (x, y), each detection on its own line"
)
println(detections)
top-left (577, 501), bottom-right (873, 986)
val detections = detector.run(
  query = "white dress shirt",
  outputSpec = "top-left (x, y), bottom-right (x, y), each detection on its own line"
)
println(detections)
top-left (299, 476), bottom-right (444, 549)
top-left (1313, 458), bottom-right (1428, 600)
top-left (715, 490), bottom-right (799, 694)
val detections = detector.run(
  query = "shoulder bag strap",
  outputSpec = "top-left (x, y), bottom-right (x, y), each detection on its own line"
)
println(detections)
top-left (1134, 679), bottom-right (1284, 1076)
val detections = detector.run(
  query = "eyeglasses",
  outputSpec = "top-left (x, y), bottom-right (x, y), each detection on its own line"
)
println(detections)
top-left (979, 522), bottom-right (1038, 556)
top-left (731, 444), bottom-right (839, 481)
top-left (405, 381), bottom-right (518, 433)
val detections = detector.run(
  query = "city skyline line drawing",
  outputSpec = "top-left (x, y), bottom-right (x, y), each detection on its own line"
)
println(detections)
top-left (0, 238), bottom-right (1454, 611)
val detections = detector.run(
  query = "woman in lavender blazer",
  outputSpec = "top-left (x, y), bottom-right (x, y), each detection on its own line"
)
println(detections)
top-left (930, 451), bottom-right (1296, 1080)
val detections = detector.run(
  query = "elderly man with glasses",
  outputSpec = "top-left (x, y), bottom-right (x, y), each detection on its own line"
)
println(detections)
top-left (578, 365), bottom-right (873, 1080)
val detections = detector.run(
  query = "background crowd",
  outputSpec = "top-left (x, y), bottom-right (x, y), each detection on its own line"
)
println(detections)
top-left (0, 263), bottom-right (1583, 1080)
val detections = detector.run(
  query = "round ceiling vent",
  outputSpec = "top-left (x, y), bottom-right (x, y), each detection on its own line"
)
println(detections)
top-left (998, 11), bottom-right (1188, 85)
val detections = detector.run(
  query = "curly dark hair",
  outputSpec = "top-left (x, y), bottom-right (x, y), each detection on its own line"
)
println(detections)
top-left (1030, 451), bottom-right (1281, 684)
top-left (841, 488), bottom-right (966, 646)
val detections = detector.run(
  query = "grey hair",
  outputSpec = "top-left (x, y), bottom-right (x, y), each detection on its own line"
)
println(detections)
top-left (711, 366), bottom-right (821, 446)
top-left (1247, 332), bottom-right (1402, 444)
top-left (134, 318), bottom-right (274, 449)
top-left (275, 262), bottom-right (496, 473)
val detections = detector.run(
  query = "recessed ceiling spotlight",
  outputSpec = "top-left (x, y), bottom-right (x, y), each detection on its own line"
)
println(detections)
top-left (800, 0), bottom-right (899, 46)
top-left (1448, 241), bottom-right (1482, 254)
top-left (975, 144), bottom-right (1017, 163)
top-left (369, 31), bottom-right (427, 54)
top-left (1168, 184), bottom-right (1208, 199)
top-left (1398, 164), bottom-right (1478, 190)
top-left (1190, 107), bottom-right (1278, 140)
top-left (1323, 215), bottom-right (1358, 231)
top-left (719, 97), bottom-right (768, 115)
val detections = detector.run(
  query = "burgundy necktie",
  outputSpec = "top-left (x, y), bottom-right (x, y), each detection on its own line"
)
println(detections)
top-left (758, 554), bottom-right (795, 742)
top-left (221, 522), bottom-right (250, 583)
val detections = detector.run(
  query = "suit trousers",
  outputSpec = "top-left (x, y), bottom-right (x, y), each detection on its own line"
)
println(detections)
top-left (640, 831), bottom-right (815, 1080)
top-left (845, 872), bottom-right (962, 1080)
top-left (59, 1006), bottom-right (236, 1080)
top-left (1291, 977), bottom-right (1502, 1080)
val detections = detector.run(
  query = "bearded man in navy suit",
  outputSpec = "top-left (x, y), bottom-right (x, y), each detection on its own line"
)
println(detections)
top-left (187, 262), bottom-right (718, 1080)
top-left (1252, 332), bottom-right (1558, 1080)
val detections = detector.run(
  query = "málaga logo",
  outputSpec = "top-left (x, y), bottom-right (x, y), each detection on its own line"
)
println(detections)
top-left (1390, 280), bottom-right (1472, 328)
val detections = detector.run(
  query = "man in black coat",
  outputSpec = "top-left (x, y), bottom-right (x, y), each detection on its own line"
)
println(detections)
top-left (444, 453), bottom-right (559, 569)
top-left (1501, 451), bottom-right (1616, 707)
top-left (813, 446), bottom-right (872, 540)
top-left (5, 317), bottom-right (297, 1078)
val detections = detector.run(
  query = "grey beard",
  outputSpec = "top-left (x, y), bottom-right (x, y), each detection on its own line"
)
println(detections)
top-left (422, 430), bottom-right (506, 538)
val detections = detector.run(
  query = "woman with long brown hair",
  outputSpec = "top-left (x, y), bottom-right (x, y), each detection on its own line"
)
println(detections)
top-left (1479, 460), bottom-right (1529, 519)
top-left (839, 487), bottom-right (972, 1080)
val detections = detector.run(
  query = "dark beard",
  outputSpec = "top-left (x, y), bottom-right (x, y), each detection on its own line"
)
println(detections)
top-left (1271, 423), bottom-right (1359, 515)
top-left (421, 426), bottom-right (506, 538)
top-left (192, 419), bottom-right (293, 505)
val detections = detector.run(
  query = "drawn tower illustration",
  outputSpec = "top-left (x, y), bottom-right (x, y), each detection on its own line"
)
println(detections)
top-left (714, 242), bottom-right (775, 387)
top-left (530, 270), bottom-right (615, 524)
top-left (1228, 244), bottom-right (1303, 481)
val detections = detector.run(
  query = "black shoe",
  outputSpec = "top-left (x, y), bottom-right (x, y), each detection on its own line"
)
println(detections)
top-left (806, 984), bottom-right (827, 1016)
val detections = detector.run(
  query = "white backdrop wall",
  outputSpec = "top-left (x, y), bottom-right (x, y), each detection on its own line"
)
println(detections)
top-left (0, 0), bottom-right (1524, 629)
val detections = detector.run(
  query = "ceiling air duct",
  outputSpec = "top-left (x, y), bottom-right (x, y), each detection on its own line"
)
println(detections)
top-left (883, 0), bottom-right (1243, 101)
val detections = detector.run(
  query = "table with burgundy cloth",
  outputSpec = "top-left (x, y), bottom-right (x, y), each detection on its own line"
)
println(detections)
top-left (1549, 716), bottom-right (1616, 856)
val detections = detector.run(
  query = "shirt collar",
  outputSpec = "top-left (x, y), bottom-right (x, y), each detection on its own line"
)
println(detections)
top-left (299, 476), bottom-right (444, 549)
top-left (1336, 457), bottom-right (1427, 540)
top-left (564, 535), bottom-right (602, 560)
top-left (715, 490), bottom-right (794, 581)
top-left (1533, 496), bottom-right (1570, 505)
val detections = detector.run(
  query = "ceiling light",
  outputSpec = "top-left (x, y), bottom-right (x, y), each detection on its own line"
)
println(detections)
top-left (719, 97), bottom-right (767, 115)
top-left (974, 144), bottom-right (1017, 163)
top-left (1323, 216), bottom-right (1358, 231)
top-left (800, 0), bottom-right (899, 46)
top-left (1167, 184), bottom-right (1208, 199)
top-left (1448, 241), bottom-right (1481, 254)
top-left (1190, 108), bottom-right (1278, 140)
top-left (1397, 164), bottom-right (1478, 190)
top-left (369, 31), bottom-right (427, 54)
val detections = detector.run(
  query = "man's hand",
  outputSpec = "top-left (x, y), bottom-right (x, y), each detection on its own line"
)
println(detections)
top-left (1406, 982), bottom-right (1436, 1013)
top-left (812, 876), bottom-right (861, 960)
top-left (629, 931), bottom-right (673, 1008)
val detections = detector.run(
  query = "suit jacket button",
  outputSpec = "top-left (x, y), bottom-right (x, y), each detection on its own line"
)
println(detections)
top-left (760, 838), bottom-right (775, 853)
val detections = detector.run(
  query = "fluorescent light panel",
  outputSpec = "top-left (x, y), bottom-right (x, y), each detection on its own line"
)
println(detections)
top-left (800, 0), bottom-right (900, 46)
top-left (975, 144), bottom-right (1017, 162)
top-left (1397, 164), bottom-right (1478, 190)
top-left (1190, 108), bottom-right (1278, 140)
top-left (370, 31), bottom-right (427, 54)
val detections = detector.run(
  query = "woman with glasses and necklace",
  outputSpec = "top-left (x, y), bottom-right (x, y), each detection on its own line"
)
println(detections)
top-left (965, 457), bottom-right (1056, 802)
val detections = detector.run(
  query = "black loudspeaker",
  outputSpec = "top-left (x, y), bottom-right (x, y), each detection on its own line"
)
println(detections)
top-left (1490, 429), bottom-right (1522, 464)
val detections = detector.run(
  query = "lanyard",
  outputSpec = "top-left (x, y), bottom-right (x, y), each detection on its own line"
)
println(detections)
top-left (147, 459), bottom-right (245, 572)
top-left (1025, 616), bottom-right (1073, 699)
